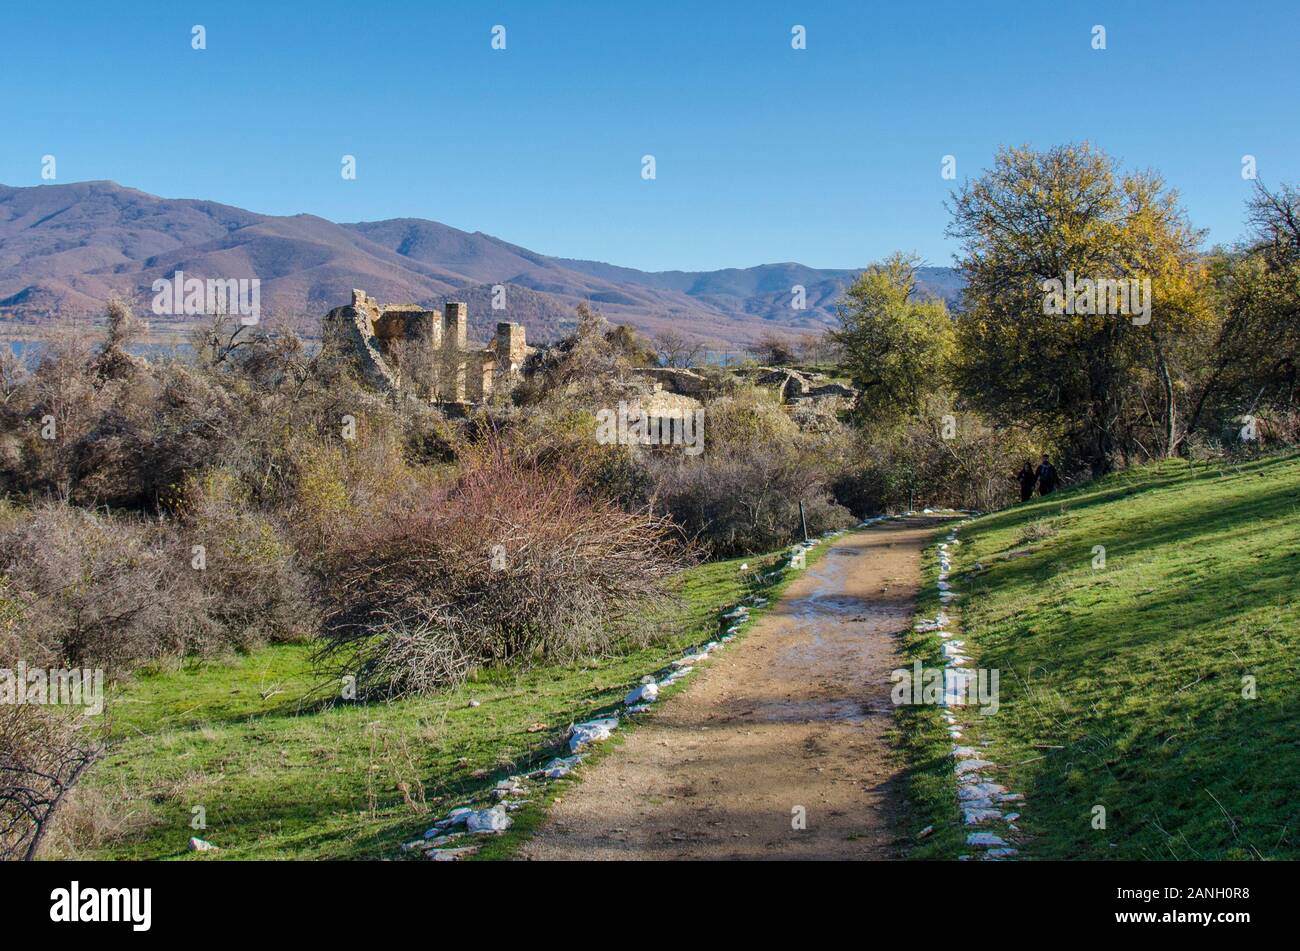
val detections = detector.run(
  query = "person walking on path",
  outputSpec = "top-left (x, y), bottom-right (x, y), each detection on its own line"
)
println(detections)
top-left (1017, 461), bottom-right (1037, 502)
top-left (1036, 454), bottom-right (1059, 496)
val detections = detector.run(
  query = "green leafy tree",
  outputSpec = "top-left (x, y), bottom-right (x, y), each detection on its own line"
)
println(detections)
top-left (830, 253), bottom-right (953, 429)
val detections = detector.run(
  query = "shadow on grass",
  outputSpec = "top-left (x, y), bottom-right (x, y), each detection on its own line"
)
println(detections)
top-left (964, 451), bottom-right (1300, 547)
top-left (1005, 689), bottom-right (1297, 860)
top-left (959, 450), bottom-right (1300, 860)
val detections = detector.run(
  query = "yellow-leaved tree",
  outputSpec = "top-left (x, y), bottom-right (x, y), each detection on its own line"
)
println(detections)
top-left (947, 143), bottom-right (1212, 475)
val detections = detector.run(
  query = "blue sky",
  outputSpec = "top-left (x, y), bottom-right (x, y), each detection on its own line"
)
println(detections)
top-left (2, 0), bottom-right (1297, 271)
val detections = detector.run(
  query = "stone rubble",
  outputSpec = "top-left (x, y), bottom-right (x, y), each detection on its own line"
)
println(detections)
top-left (623, 683), bottom-right (659, 705)
top-left (924, 522), bottom-right (1028, 861)
top-left (429, 846), bottom-right (480, 861)
top-left (466, 805), bottom-right (512, 834)
top-left (538, 756), bottom-right (582, 779)
top-left (568, 718), bottom-right (619, 753)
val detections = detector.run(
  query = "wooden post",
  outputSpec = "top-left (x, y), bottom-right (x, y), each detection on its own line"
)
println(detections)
top-left (799, 499), bottom-right (809, 542)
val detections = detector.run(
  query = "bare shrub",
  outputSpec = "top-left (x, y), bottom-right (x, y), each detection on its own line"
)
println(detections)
top-left (354, 619), bottom-right (474, 696)
top-left (0, 315), bottom-right (237, 510)
top-left (0, 308), bottom-right (422, 517)
top-left (317, 435), bottom-right (686, 697)
top-left (699, 385), bottom-right (802, 447)
top-left (173, 472), bottom-right (318, 646)
top-left (514, 304), bottom-right (656, 407)
top-left (90, 298), bottom-right (146, 381)
top-left (0, 581), bottom-right (104, 862)
top-left (751, 332), bottom-right (798, 366)
top-left (0, 498), bottom-right (311, 664)
top-left (1017, 518), bottom-right (1060, 545)
top-left (0, 504), bottom-right (185, 667)
top-left (35, 779), bottom-right (132, 859)
top-left (384, 337), bottom-right (439, 400)
top-left (648, 386), bottom-right (853, 557)
top-left (833, 399), bottom-right (1039, 515)
top-left (401, 401), bottom-right (460, 467)
top-left (652, 448), bottom-right (852, 557)
top-left (0, 704), bottom-right (102, 861)
top-left (1, 324), bottom-right (103, 500)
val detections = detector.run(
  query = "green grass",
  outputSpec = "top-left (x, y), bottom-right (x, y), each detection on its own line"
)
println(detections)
top-left (74, 447), bottom-right (1299, 863)
top-left (66, 541), bottom-right (830, 861)
top-left (936, 450), bottom-right (1300, 860)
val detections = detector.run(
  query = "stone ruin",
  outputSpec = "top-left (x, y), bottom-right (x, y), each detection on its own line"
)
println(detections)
top-left (323, 289), bottom-right (532, 402)
top-left (633, 365), bottom-right (858, 432)
top-left (322, 290), bottom-right (859, 429)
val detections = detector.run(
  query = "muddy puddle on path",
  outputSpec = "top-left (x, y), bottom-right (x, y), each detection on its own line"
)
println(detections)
top-left (771, 547), bottom-right (911, 715)
top-left (741, 697), bottom-right (874, 724)
top-left (519, 517), bottom-right (954, 861)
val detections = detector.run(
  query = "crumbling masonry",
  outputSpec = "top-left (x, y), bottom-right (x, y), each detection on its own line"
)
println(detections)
top-left (323, 290), bottom-right (532, 402)
top-left (323, 290), bottom-right (859, 428)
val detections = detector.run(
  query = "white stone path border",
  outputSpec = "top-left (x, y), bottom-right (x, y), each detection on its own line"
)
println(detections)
top-left (916, 521), bottom-right (1026, 861)
top-left (402, 527), bottom-right (855, 860)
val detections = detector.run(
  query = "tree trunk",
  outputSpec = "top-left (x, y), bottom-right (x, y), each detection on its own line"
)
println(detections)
top-left (1153, 333), bottom-right (1177, 457)
top-left (1087, 325), bottom-right (1123, 477)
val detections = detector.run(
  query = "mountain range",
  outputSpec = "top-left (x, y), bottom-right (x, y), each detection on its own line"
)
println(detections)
top-left (0, 181), bottom-right (963, 346)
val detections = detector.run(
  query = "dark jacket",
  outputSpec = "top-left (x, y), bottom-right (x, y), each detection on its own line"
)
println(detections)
top-left (1017, 466), bottom-right (1037, 502)
top-left (1036, 462), bottom-right (1058, 495)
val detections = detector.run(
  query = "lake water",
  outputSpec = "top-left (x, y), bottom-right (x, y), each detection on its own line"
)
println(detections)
top-left (6, 339), bottom-right (192, 366)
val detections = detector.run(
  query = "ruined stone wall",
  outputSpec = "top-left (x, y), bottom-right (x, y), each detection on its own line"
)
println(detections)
top-left (322, 289), bottom-right (400, 390)
top-left (496, 322), bottom-right (528, 373)
top-left (487, 327), bottom-right (530, 400)
top-left (322, 290), bottom-right (531, 404)
top-left (324, 291), bottom-right (853, 428)
top-left (436, 303), bottom-right (469, 401)
top-left (374, 305), bottom-right (439, 348)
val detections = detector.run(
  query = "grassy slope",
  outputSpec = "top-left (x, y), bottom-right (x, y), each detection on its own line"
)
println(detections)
top-left (941, 451), bottom-right (1300, 860)
top-left (66, 543), bottom-right (827, 860)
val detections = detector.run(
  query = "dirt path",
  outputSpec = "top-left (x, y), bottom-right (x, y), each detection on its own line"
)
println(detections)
top-left (519, 516), bottom-right (947, 861)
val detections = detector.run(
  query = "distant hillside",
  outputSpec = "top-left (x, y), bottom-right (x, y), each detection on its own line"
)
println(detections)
top-left (0, 181), bottom-right (964, 345)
